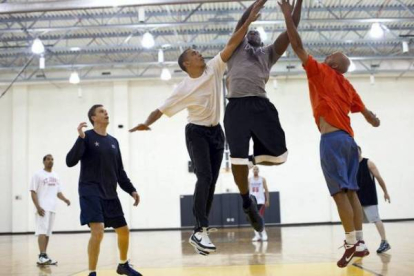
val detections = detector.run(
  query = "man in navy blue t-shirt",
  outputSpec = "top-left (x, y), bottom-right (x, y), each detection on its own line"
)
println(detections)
top-left (66, 104), bottom-right (141, 276)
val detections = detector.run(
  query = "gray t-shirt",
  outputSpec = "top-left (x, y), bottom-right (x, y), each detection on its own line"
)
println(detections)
top-left (227, 38), bottom-right (281, 98)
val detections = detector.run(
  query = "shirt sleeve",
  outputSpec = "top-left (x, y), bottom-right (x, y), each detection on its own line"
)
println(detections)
top-left (158, 85), bottom-right (189, 117)
top-left (115, 140), bottom-right (137, 195)
top-left (350, 85), bottom-right (366, 113)
top-left (29, 173), bottom-right (38, 192)
top-left (303, 55), bottom-right (323, 78)
top-left (66, 136), bottom-right (87, 167)
top-left (208, 53), bottom-right (227, 77)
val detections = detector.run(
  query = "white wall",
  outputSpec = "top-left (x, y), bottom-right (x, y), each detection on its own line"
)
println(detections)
top-left (1, 76), bottom-right (413, 233)
top-left (0, 92), bottom-right (12, 232)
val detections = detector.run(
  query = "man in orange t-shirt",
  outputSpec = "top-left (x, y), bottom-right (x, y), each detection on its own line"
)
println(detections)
top-left (279, 0), bottom-right (380, 268)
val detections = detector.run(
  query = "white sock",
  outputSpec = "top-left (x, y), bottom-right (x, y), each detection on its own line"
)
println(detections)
top-left (345, 231), bottom-right (357, 245)
top-left (356, 230), bottom-right (363, 241)
top-left (119, 259), bottom-right (128, 264)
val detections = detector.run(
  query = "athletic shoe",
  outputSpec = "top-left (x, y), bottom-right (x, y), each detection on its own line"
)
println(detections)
top-left (194, 247), bottom-right (210, 256)
top-left (261, 230), bottom-right (268, 242)
top-left (377, 240), bottom-right (391, 254)
top-left (88, 273), bottom-right (96, 276)
top-left (243, 195), bottom-right (264, 232)
top-left (354, 240), bottom-right (370, 257)
top-left (37, 254), bottom-right (51, 265)
top-left (337, 241), bottom-right (357, 268)
top-left (116, 261), bottom-right (143, 276)
top-left (189, 227), bottom-right (216, 253)
top-left (252, 231), bottom-right (261, 242)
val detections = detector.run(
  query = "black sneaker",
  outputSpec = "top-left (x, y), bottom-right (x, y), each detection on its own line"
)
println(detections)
top-left (377, 241), bottom-right (391, 254)
top-left (243, 195), bottom-right (264, 232)
top-left (88, 273), bottom-right (96, 276)
top-left (116, 261), bottom-right (143, 276)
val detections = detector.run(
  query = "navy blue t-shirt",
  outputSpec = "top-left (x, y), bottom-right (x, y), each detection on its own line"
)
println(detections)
top-left (66, 130), bottom-right (136, 200)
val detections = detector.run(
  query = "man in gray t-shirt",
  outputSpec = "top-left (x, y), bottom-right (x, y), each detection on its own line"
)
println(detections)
top-left (223, 0), bottom-right (303, 232)
top-left (227, 36), bottom-right (280, 99)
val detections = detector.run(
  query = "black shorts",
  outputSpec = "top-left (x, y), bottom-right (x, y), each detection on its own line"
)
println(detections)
top-left (80, 196), bottom-right (127, 229)
top-left (224, 96), bottom-right (288, 165)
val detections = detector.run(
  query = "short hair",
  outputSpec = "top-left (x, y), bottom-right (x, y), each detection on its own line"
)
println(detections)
top-left (178, 49), bottom-right (191, 72)
top-left (88, 104), bottom-right (103, 126)
top-left (43, 154), bottom-right (52, 162)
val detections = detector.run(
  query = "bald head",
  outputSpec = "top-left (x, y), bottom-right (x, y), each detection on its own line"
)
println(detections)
top-left (324, 52), bottom-right (351, 74)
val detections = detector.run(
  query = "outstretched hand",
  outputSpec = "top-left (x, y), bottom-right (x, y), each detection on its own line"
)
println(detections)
top-left (129, 124), bottom-right (151, 132)
top-left (246, 0), bottom-right (267, 24)
top-left (278, 0), bottom-right (295, 15)
top-left (77, 122), bottom-right (87, 138)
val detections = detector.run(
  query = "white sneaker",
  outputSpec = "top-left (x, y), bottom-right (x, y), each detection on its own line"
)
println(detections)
top-left (189, 227), bottom-right (216, 253)
top-left (37, 255), bottom-right (51, 265)
top-left (252, 231), bottom-right (261, 242)
top-left (261, 230), bottom-right (268, 241)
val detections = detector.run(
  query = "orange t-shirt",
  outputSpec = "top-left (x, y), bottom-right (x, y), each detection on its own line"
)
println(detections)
top-left (303, 55), bottom-right (365, 137)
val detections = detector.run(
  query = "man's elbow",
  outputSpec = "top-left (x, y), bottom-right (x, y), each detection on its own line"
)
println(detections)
top-left (66, 158), bottom-right (78, 168)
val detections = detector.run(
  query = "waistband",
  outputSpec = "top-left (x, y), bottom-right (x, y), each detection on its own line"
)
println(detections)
top-left (321, 130), bottom-right (351, 138)
top-left (187, 123), bottom-right (221, 128)
top-left (227, 96), bottom-right (269, 101)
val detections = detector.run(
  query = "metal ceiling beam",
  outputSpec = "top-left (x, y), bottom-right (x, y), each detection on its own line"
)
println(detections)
top-left (1, 5), bottom-right (413, 24)
top-left (1, 18), bottom-right (413, 35)
top-left (0, 0), bottom-right (244, 14)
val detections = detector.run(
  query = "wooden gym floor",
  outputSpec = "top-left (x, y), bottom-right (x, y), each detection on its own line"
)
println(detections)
top-left (1, 222), bottom-right (413, 276)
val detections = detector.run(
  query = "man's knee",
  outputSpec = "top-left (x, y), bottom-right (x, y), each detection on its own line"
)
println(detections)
top-left (90, 224), bottom-right (104, 241)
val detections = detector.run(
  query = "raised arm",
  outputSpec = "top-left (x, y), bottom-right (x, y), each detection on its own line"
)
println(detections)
top-left (272, 0), bottom-right (303, 56)
top-left (279, 0), bottom-right (308, 64)
top-left (368, 160), bottom-right (390, 203)
top-left (234, 1), bottom-right (258, 32)
top-left (129, 109), bottom-right (163, 132)
top-left (221, 0), bottom-right (266, 62)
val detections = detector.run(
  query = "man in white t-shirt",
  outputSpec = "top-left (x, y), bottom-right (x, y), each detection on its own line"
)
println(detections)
top-left (30, 154), bottom-right (70, 265)
top-left (130, 0), bottom-right (267, 256)
top-left (249, 166), bottom-right (270, 242)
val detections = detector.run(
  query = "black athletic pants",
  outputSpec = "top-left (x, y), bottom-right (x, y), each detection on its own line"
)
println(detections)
top-left (185, 123), bottom-right (225, 231)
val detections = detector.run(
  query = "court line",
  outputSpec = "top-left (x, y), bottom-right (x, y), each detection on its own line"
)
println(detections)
top-left (353, 262), bottom-right (383, 276)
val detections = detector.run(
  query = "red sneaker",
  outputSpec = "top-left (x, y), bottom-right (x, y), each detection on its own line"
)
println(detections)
top-left (354, 240), bottom-right (370, 257)
top-left (337, 241), bottom-right (357, 268)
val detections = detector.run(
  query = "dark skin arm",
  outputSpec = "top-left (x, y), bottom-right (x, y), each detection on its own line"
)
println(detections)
top-left (273, 0), bottom-right (303, 56)
top-left (234, 1), bottom-right (257, 33)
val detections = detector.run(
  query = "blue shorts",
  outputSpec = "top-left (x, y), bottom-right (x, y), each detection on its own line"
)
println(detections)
top-left (320, 131), bottom-right (359, 196)
top-left (80, 196), bottom-right (127, 229)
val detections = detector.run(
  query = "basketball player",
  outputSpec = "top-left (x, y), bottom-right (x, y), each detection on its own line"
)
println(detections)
top-left (249, 166), bottom-right (269, 242)
top-left (279, 0), bottom-right (380, 267)
top-left (129, 1), bottom-right (266, 256)
top-left (66, 105), bottom-right (141, 276)
top-left (224, 0), bottom-right (303, 233)
top-left (357, 146), bottom-right (391, 253)
top-left (30, 154), bottom-right (70, 265)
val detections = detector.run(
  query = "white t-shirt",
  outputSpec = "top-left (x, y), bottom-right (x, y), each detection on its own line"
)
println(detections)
top-left (30, 170), bottom-right (62, 213)
top-left (249, 176), bottom-right (266, 205)
top-left (158, 53), bottom-right (227, 126)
